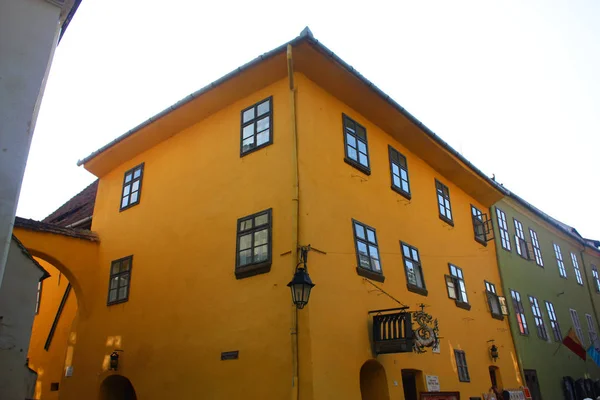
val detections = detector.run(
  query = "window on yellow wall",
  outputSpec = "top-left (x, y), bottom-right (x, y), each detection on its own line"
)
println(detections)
top-left (454, 350), bottom-right (470, 382)
top-left (240, 97), bottom-right (273, 155)
top-left (235, 209), bottom-right (272, 279)
top-left (401, 242), bottom-right (427, 295)
top-left (471, 205), bottom-right (493, 245)
top-left (388, 145), bottom-right (410, 199)
top-left (342, 114), bottom-right (370, 175)
top-left (120, 163), bottom-right (144, 211)
top-left (485, 281), bottom-right (504, 320)
top-left (108, 256), bottom-right (132, 305)
top-left (435, 179), bottom-right (453, 226)
top-left (352, 220), bottom-right (383, 282)
top-left (445, 264), bottom-right (470, 310)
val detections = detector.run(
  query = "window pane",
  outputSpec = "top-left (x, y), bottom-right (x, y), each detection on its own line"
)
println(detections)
top-left (254, 213), bottom-right (268, 226)
top-left (356, 125), bottom-right (366, 140)
top-left (125, 173), bottom-right (132, 183)
top-left (121, 197), bottom-right (129, 208)
top-left (242, 137), bottom-right (254, 151)
top-left (256, 116), bottom-right (270, 132)
top-left (118, 287), bottom-right (128, 300)
top-left (446, 277), bottom-right (456, 298)
top-left (257, 100), bottom-right (270, 116)
top-left (133, 168), bottom-right (142, 179)
top-left (371, 258), bottom-right (381, 272)
top-left (411, 249), bottom-right (419, 261)
top-left (254, 229), bottom-right (268, 246)
top-left (355, 224), bottom-right (365, 239)
top-left (111, 263), bottom-right (121, 275)
top-left (347, 146), bottom-right (357, 161)
top-left (243, 108), bottom-right (255, 123)
top-left (393, 176), bottom-right (401, 187)
top-left (367, 229), bottom-right (376, 244)
top-left (123, 185), bottom-right (131, 196)
top-left (121, 258), bottom-right (130, 271)
top-left (110, 277), bottom-right (119, 289)
top-left (358, 141), bottom-right (367, 154)
top-left (459, 281), bottom-right (468, 302)
top-left (240, 219), bottom-right (253, 231)
top-left (357, 241), bottom-right (368, 256)
top-left (109, 289), bottom-right (117, 303)
top-left (402, 245), bottom-right (410, 258)
top-left (402, 181), bottom-right (409, 192)
top-left (130, 192), bottom-right (138, 204)
top-left (254, 245), bottom-right (268, 263)
top-left (368, 246), bottom-right (379, 260)
top-left (239, 234), bottom-right (252, 250)
top-left (392, 164), bottom-right (399, 175)
top-left (400, 169), bottom-right (408, 180)
top-left (446, 209), bottom-right (452, 220)
top-left (132, 180), bottom-right (139, 192)
top-left (242, 124), bottom-right (254, 139)
top-left (359, 153), bottom-right (369, 167)
top-left (119, 274), bottom-right (129, 288)
top-left (239, 249), bottom-right (252, 266)
top-left (256, 130), bottom-right (270, 146)
top-left (406, 261), bottom-right (417, 286)
top-left (359, 254), bottom-right (371, 269)
top-left (346, 133), bottom-right (356, 148)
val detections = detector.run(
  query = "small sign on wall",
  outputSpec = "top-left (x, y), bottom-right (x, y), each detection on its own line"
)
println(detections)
top-left (426, 375), bottom-right (440, 392)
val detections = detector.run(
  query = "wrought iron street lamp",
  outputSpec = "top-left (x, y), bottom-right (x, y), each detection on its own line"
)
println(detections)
top-left (287, 247), bottom-right (315, 309)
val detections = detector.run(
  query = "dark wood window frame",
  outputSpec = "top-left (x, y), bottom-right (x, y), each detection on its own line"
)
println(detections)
top-left (445, 264), bottom-right (470, 310)
top-left (592, 266), bottom-right (600, 293)
top-left (544, 300), bottom-right (562, 341)
top-left (401, 242), bottom-right (427, 296)
top-left (529, 228), bottom-right (544, 267)
top-left (471, 205), bottom-right (487, 246)
top-left (528, 295), bottom-right (548, 340)
top-left (107, 256), bottom-right (132, 306)
top-left (388, 145), bottom-right (410, 199)
top-left (435, 179), bottom-right (453, 226)
top-left (352, 219), bottom-right (384, 282)
top-left (510, 289), bottom-right (529, 336)
top-left (454, 350), bottom-right (470, 382)
top-left (240, 96), bottom-right (273, 156)
top-left (495, 208), bottom-right (511, 251)
top-left (235, 208), bottom-right (272, 279)
top-left (485, 281), bottom-right (504, 321)
top-left (120, 163), bottom-right (144, 212)
top-left (342, 114), bottom-right (371, 175)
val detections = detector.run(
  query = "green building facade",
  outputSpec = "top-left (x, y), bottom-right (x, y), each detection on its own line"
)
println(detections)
top-left (491, 194), bottom-right (600, 400)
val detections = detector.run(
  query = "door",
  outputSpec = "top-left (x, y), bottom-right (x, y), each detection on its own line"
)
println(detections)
top-left (523, 369), bottom-right (542, 400)
top-left (402, 371), bottom-right (418, 400)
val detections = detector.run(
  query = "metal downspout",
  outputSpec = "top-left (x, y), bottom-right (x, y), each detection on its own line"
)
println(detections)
top-left (287, 44), bottom-right (301, 400)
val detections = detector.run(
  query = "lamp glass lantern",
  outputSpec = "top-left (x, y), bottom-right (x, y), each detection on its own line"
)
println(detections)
top-left (287, 267), bottom-right (315, 309)
top-left (490, 344), bottom-right (499, 362)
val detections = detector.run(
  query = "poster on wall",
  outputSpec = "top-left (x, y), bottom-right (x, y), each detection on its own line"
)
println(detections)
top-left (426, 375), bottom-right (440, 392)
top-left (420, 391), bottom-right (460, 400)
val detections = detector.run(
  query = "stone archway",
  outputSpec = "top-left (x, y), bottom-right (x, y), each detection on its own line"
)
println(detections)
top-left (360, 359), bottom-right (390, 400)
top-left (99, 375), bottom-right (137, 400)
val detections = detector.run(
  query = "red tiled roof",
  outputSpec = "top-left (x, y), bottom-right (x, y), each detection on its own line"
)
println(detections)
top-left (43, 180), bottom-right (98, 227)
top-left (14, 217), bottom-right (99, 242)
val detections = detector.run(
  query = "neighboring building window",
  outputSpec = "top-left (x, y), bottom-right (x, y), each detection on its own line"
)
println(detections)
top-left (120, 164), bottom-right (144, 211)
top-left (446, 264), bottom-right (469, 309)
top-left (471, 205), bottom-right (488, 245)
top-left (35, 281), bottom-right (42, 314)
top-left (529, 229), bottom-right (544, 266)
top-left (554, 243), bottom-right (567, 278)
top-left (510, 289), bottom-right (529, 335)
top-left (353, 220), bottom-right (382, 281)
top-left (454, 350), bottom-right (470, 382)
top-left (401, 242), bottom-right (426, 294)
top-left (388, 146), bottom-right (410, 198)
top-left (592, 266), bottom-right (600, 293)
top-left (570, 252), bottom-right (584, 285)
top-left (485, 281), bottom-right (504, 319)
top-left (108, 256), bottom-right (132, 305)
top-left (586, 314), bottom-right (599, 350)
top-left (343, 114), bottom-right (370, 173)
top-left (513, 219), bottom-right (528, 259)
top-left (529, 296), bottom-right (548, 340)
top-left (496, 208), bottom-right (511, 251)
top-left (240, 97), bottom-right (272, 155)
top-left (545, 300), bottom-right (562, 341)
top-left (435, 179), bottom-right (453, 225)
top-left (236, 209), bottom-right (272, 278)
top-left (570, 309), bottom-right (585, 345)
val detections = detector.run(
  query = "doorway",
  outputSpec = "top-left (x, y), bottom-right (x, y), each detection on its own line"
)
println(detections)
top-left (489, 366), bottom-right (503, 391)
top-left (401, 370), bottom-right (421, 400)
top-left (359, 360), bottom-right (390, 400)
top-left (99, 375), bottom-right (137, 400)
top-left (523, 369), bottom-right (542, 400)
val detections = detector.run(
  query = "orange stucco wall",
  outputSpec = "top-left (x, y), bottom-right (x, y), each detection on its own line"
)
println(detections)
top-left (28, 259), bottom-right (77, 399)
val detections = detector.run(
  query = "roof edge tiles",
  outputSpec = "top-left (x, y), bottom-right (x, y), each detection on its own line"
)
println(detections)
top-left (14, 217), bottom-right (99, 242)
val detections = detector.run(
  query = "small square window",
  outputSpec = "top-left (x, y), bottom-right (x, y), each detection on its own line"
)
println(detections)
top-left (388, 146), bottom-right (410, 199)
top-left (235, 209), bottom-right (272, 279)
top-left (435, 179), bottom-right (453, 225)
top-left (120, 163), bottom-right (144, 211)
top-left (107, 256), bottom-right (133, 305)
top-left (401, 242), bottom-right (427, 295)
top-left (343, 114), bottom-right (370, 175)
top-left (240, 97), bottom-right (273, 155)
top-left (353, 220), bottom-right (383, 282)
top-left (454, 350), bottom-right (470, 382)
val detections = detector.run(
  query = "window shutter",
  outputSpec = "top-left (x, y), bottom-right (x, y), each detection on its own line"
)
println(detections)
top-left (498, 296), bottom-right (509, 315)
top-left (445, 275), bottom-right (457, 299)
top-left (487, 292), bottom-right (501, 315)
top-left (483, 216), bottom-right (495, 241)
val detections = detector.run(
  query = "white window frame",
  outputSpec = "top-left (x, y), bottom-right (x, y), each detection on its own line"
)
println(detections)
top-left (586, 314), bottom-right (599, 350)
top-left (496, 208), bottom-right (511, 251)
top-left (554, 243), bottom-right (567, 278)
top-left (570, 309), bottom-right (585, 345)
top-left (545, 300), bottom-right (561, 342)
top-left (529, 229), bottom-right (543, 266)
top-left (592, 266), bottom-right (600, 293)
top-left (570, 252), bottom-right (583, 285)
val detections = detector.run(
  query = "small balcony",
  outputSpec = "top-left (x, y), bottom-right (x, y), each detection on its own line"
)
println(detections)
top-left (371, 308), bottom-right (414, 354)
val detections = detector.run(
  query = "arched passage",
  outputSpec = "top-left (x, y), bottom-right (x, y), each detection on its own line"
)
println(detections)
top-left (99, 375), bottom-right (137, 400)
top-left (360, 359), bottom-right (390, 400)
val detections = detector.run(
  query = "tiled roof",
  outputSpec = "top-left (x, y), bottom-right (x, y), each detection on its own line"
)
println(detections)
top-left (14, 217), bottom-right (99, 242)
top-left (43, 180), bottom-right (97, 227)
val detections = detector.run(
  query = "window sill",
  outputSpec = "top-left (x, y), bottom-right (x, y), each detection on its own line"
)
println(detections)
top-left (240, 141), bottom-right (273, 158)
top-left (474, 237), bottom-right (488, 247)
top-left (356, 267), bottom-right (385, 283)
top-left (344, 157), bottom-right (371, 176)
top-left (119, 202), bottom-right (140, 212)
top-left (439, 215), bottom-right (454, 227)
top-left (491, 313), bottom-right (504, 321)
top-left (235, 262), bottom-right (272, 279)
top-left (391, 186), bottom-right (411, 201)
top-left (107, 298), bottom-right (129, 306)
top-left (455, 300), bottom-right (471, 311)
top-left (407, 284), bottom-right (428, 296)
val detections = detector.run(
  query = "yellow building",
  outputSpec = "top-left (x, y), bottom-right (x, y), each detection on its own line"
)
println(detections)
top-left (18, 28), bottom-right (522, 399)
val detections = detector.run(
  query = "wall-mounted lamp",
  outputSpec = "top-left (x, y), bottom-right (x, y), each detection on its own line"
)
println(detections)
top-left (287, 246), bottom-right (315, 309)
top-left (487, 340), bottom-right (499, 362)
top-left (110, 350), bottom-right (123, 371)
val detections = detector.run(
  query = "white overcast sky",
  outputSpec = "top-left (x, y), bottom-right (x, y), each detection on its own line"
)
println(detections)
top-left (18, 0), bottom-right (600, 238)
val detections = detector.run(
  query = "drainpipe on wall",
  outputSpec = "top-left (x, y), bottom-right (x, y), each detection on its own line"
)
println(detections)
top-left (287, 44), bottom-right (301, 400)
top-left (490, 206), bottom-right (526, 386)
top-left (579, 245), bottom-right (600, 344)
